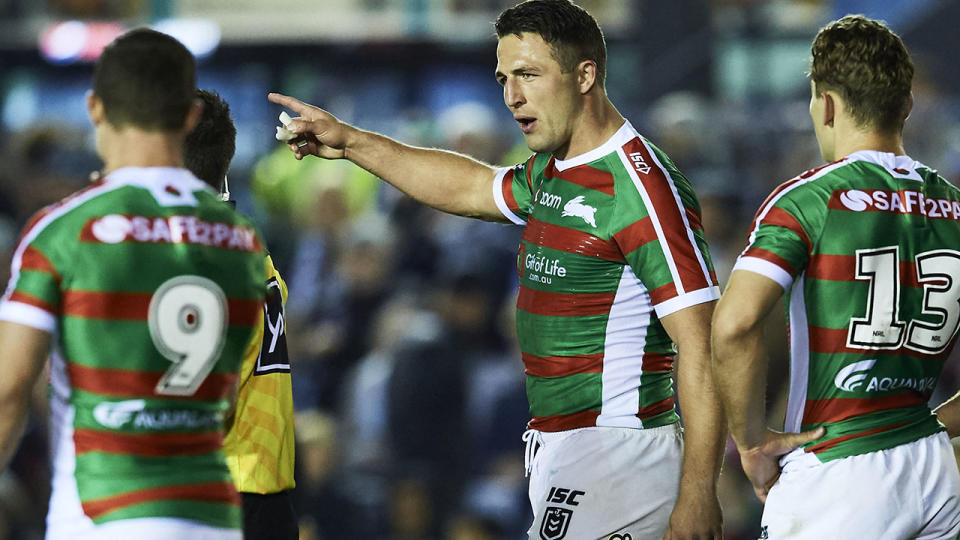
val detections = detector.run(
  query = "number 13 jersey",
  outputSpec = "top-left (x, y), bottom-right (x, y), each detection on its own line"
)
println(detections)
top-left (0, 168), bottom-right (265, 534)
top-left (735, 150), bottom-right (960, 463)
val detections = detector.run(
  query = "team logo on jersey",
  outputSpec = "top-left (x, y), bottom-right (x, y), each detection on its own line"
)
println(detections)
top-left (835, 359), bottom-right (937, 393)
top-left (85, 214), bottom-right (260, 252)
top-left (831, 189), bottom-right (960, 221)
top-left (759, 525), bottom-right (769, 539)
top-left (561, 196), bottom-right (598, 228)
top-left (608, 535), bottom-right (632, 540)
top-left (539, 507), bottom-right (573, 540)
top-left (92, 399), bottom-right (222, 429)
top-left (93, 399), bottom-right (146, 428)
top-left (838, 189), bottom-right (872, 212)
top-left (834, 359), bottom-right (877, 391)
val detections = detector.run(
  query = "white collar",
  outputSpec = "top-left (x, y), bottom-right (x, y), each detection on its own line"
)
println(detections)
top-left (845, 150), bottom-right (928, 182)
top-left (553, 120), bottom-right (636, 171)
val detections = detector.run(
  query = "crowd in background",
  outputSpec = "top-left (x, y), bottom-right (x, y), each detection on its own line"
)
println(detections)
top-left (1, 1), bottom-right (960, 539)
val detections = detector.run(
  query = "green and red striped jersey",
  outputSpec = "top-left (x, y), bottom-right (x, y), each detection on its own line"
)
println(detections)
top-left (0, 167), bottom-right (265, 533)
top-left (493, 121), bottom-right (719, 432)
top-left (735, 150), bottom-right (960, 462)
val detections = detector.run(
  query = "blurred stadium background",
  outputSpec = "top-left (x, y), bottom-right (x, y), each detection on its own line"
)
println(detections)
top-left (0, 0), bottom-right (959, 539)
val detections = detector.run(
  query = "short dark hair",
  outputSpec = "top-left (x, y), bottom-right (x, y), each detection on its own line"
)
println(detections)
top-left (93, 28), bottom-right (196, 131)
top-left (810, 15), bottom-right (913, 134)
top-left (495, 0), bottom-right (607, 88)
top-left (184, 89), bottom-right (236, 190)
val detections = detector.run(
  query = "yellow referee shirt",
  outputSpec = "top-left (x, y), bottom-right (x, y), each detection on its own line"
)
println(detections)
top-left (224, 255), bottom-right (296, 493)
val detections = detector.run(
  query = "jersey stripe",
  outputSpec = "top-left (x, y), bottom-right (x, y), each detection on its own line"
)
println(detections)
top-left (522, 352), bottom-right (603, 377)
top-left (517, 288), bottom-right (616, 317)
top-left (529, 409), bottom-right (600, 431)
top-left (20, 246), bottom-right (61, 282)
top-left (80, 481), bottom-right (238, 521)
top-left (598, 266), bottom-right (650, 429)
top-left (785, 274), bottom-right (811, 433)
top-left (808, 254), bottom-right (920, 288)
top-left (641, 352), bottom-right (672, 372)
top-left (545, 161), bottom-right (616, 196)
top-left (760, 206), bottom-right (812, 252)
top-left (62, 290), bottom-right (261, 327)
top-left (617, 137), bottom-right (712, 295)
top-left (809, 326), bottom-right (948, 359)
top-left (803, 393), bottom-right (927, 425)
top-left (73, 429), bottom-right (222, 457)
top-left (612, 218), bottom-right (658, 255)
top-left (742, 247), bottom-right (798, 276)
top-left (522, 217), bottom-right (623, 261)
top-left (806, 422), bottom-right (908, 454)
top-left (9, 290), bottom-right (56, 313)
top-left (67, 364), bottom-right (236, 401)
top-left (637, 396), bottom-right (675, 419)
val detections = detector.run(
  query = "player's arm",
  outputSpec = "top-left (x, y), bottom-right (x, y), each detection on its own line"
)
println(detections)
top-left (934, 391), bottom-right (960, 438)
top-left (0, 321), bottom-right (51, 469)
top-left (711, 271), bottom-right (781, 449)
top-left (268, 93), bottom-right (505, 222)
top-left (660, 300), bottom-right (724, 540)
top-left (711, 270), bottom-right (823, 501)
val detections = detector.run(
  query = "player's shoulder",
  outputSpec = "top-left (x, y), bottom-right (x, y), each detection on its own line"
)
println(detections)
top-left (760, 157), bottom-right (860, 211)
top-left (17, 180), bottom-right (119, 247)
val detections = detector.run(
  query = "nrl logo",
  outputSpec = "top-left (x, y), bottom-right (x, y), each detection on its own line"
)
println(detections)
top-left (539, 507), bottom-right (573, 540)
top-left (561, 196), bottom-right (597, 228)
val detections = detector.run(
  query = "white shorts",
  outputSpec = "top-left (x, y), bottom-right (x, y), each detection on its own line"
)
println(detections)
top-left (46, 517), bottom-right (242, 540)
top-left (525, 423), bottom-right (683, 540)
top-left (761, 431), bottom-right (960, 540)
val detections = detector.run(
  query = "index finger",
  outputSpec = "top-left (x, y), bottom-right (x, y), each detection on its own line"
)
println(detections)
top-left (267, 92), bottom-right (313, 114)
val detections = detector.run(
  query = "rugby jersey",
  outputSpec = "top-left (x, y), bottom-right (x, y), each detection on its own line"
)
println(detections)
top-left (734, 150), bottom-right (960, 462)
top-left (493, 121), bottom-right (719, 432)
top-left (0, 167), bottom-right (265, 533)
top-left (223, 255), bottom-right (295, 494)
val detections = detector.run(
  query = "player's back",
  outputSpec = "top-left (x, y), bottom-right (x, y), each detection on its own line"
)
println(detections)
top-left (11, 167), bottom-right (265, 535)
top-left (769, 150), bottom-right (960, 462)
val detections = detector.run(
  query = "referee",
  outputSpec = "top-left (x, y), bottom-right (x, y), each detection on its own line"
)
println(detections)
top-left (185, 89), bottom-right (298, 540)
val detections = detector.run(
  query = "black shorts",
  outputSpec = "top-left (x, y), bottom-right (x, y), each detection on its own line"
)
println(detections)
top-left (241, 490), bottom-right (298, 540)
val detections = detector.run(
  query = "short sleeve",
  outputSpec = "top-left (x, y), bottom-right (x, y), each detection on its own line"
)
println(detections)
top-left (612, 137), bottom-right (719, 319)
top-left (0, 222), bottom-right (63, 333)
top-left (734, 182), bottom-right (818, 290)
top-left (493, 154), bottom-right (536, 225)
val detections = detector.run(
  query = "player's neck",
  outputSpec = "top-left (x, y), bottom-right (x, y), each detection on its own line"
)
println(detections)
top-left (557, 97), bottom-right (624, 160)
top-left (99, 127), bottom-right (186, 174)
top-left (833, 124), bottom-right (906, 161)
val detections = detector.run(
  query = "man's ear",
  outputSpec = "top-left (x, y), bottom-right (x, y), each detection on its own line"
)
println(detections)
top-left (183, 98), bottom-right (203, 133)
top-left (86, 90), bottom-right (106, 125)
top-left (577, 60), bottom-right (598, 94)
top-left (822, 91), bottom-right (836, 128)
top-left (904, 92), bottom-right (914, 121)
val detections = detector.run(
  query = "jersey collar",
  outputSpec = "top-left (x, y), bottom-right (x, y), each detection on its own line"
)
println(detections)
top-left (845, 150), bottom-right (929, 182)
top-left (554, 120), bottom-right (635, 172)
top-left (103, 167), bottom-right (215, 207)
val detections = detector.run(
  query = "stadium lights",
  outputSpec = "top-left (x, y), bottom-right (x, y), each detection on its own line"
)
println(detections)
top-left (39, 19), bottom-right (220, 65)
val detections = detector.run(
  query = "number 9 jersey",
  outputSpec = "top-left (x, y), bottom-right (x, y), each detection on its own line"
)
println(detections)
top-left (734, 150), bottom-right (960, 463)
top-left (0, 168), bottom-right (265, 536)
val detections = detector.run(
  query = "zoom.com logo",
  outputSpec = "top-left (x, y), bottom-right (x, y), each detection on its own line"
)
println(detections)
top-left (839, 189), bottom-right (874, 212)
top-left (834, 359), bottom-right (877, 391)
